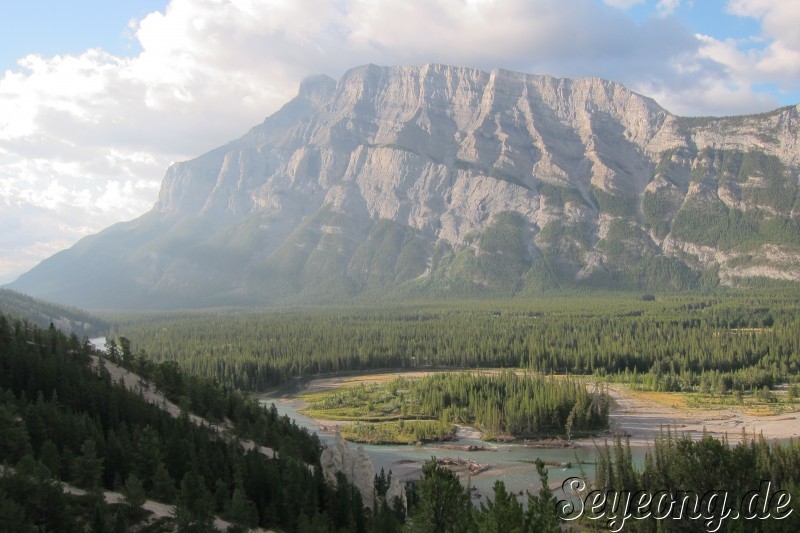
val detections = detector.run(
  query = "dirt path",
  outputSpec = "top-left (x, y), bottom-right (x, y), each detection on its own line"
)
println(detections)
top-left (64, 483), bottom-right (275, 532)
top-left (91, 356), bottom-right (276, 459)
top-left (86, 356), bottom-right (283, 530)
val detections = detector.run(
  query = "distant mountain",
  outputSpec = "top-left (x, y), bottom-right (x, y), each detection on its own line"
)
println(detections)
top-left (0, 288), bottom-right (107, 335)
top-left (8, 64), bottom-right (800, 309)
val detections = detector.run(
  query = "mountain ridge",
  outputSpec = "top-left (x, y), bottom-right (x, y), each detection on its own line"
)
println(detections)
top-left (9, 63), bottom-right (800, 308)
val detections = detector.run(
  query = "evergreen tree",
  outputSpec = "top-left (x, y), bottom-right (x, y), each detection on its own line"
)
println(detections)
top-left (122, 473), bottom-right (147, 521)
top-left (151, 461), bottom-right (177, 503)
top-left (72, 439), bottom-right (104, 491)
top-left (175, 469), bottom-right (214, 532)
top-left (213, 479), bottom-right (229, 514)
top-left (226, 479), bottom-right (259, 529)
top-left (39, 439), bottom-right (61, 480)
top-left (477, 480), bottom-right (524, 533)
top-left (408, 458), bottom-right (474, 533)
top-left (0, 402), bottom-right (32, 463)
top-left (523, 460), bottom-right (560, 533)
top-left (0, 490), bottom-right (29, 533)
top-left (1, 463), bottom-right (77, 532)
top-left (374, 467), bottom-right (391, 497)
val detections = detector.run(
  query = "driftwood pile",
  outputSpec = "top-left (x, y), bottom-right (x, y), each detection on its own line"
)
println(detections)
top-left (436, 457), bottom-right (490, 475)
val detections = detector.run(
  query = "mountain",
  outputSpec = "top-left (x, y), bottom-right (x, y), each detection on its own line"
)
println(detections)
top-left (0, 288), bottom-right (107, 335)
top-left (8, 64), bottom-right (800, 309)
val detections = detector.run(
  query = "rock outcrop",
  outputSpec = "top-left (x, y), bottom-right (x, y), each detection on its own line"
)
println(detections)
top-left (320, 430), bottom-right (376, 509)
top-left (385, 475), bottom-right (407, 514)
top-left (9, 64), bottom-right (800, 308)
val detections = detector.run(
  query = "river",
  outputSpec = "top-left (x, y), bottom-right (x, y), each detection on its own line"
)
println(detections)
top-left (89, 337), bottom-right (107, 350)
top-left (260, 395), bottom-right (650, 501)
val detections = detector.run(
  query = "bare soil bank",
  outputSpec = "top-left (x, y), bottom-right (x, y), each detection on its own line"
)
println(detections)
top-left (586, 385), bottom-right (800, 447)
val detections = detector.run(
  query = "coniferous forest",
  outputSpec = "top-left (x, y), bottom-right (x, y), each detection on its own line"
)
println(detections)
top-left (0, 311), bottom-right (591, 531)
top-left (108, 291), bottom-right (800, 395)
top-left (0, 313), bottom-right (384, 531)
top-left (586, 432), bottom-right (800, 532)
top-left (4, 288), bottom-right (800, 531)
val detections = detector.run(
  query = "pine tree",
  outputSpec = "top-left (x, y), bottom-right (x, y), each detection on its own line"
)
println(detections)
top-left (523, 459), bottom-right (560, 533)
top-left (408, 458), bottom-right (474, 533)
top-left (226, 479), bottom-right (259, 529)
top-left (39, 439), bottom-right (61, 480)
top-left (0, 492), bottom-right (30, 533)
top-left (477, 480), bottom-right (524, 533)
top-left (122, 473), bottom-right (147, 521)
top-left (72, 439), bottom-right (104, 490)
top-left (0, 403), bottom-right (32, 463)
top-left (175, 469), bottom-right (214, 531)
top-left (151, 461), bottom-right (177, 503)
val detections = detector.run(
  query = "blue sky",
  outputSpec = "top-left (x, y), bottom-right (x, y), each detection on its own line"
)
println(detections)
top-left (591, 0), bottom-right (799, 107)
top-left (627, 0), bottom-right (760, 39)
top-left (0, 1), bottom-right (167, 70)
top-left (1, 0), bottom-right (799, 284)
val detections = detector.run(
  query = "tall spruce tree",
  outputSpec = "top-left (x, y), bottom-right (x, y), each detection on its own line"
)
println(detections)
top-left (408, 458), bottom-right (475, 533)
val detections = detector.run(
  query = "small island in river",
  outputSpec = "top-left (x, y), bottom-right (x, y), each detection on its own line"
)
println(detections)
top-left (298, 370), bottom-right (610, 445)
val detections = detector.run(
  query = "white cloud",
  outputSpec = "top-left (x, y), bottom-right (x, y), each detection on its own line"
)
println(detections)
top-left (661, 0), bottom-right (800, 117)
top-left (603, 0), bottom-right (644, 8)
top-left (723, 0), bottom-right (800, 89)
top-left (657, 0), bottom-right (681, 16)
top-left (0, 201), bottom-right (97, 284)
top-left (1, 0), bottom-right (798, 284)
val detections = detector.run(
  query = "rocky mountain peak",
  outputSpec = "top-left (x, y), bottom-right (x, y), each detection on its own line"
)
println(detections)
top-left (9, 64), bottom-right (800, 309)
top-left (297, 73), bottom-right (337, 103)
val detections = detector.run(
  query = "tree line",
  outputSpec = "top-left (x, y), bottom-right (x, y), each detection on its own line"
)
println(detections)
top-left (107, 292), bottom-right (800, 395)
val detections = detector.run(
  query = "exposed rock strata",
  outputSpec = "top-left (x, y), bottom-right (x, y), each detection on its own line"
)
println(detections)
top-left (10, 65), bottom-right (800, 308)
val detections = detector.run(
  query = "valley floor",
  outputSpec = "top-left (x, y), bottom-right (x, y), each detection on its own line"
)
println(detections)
top-left (267, 371), bottom-right (800, 446)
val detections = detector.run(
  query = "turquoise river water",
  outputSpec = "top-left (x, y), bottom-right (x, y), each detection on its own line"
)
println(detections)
top-left (260, 395), bottom-right (650, 501)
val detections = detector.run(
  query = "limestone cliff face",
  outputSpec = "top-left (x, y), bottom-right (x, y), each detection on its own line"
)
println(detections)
top-left (10, 64), bottom-right (800, 308)
top-left (156, 64), bottom-right (670, 244)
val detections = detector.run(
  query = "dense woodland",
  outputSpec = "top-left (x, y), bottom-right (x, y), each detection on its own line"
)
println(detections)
top-left (587, 431), bottom-right (800, 532)
top-left (4, 284), bottom-right (800, 530)
top-left (0, 288), bottom-right (107, 337)
top-left (401, 458), bottom-right (562, 533)
top-left (108, 291), bottom-right (800, 396)
top-left (1, 311), bottom-right (580, 531)
top-left (399, 434), bottom-right (800, 532)
top-left (0, 313), bottom-right (395, 531)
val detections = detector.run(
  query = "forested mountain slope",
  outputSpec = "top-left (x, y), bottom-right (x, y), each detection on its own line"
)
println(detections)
top-left (0, 313), bottom-right (382, 531)
top-left (0, 288), bottom-right (107, 335)
top-left (8, 64), bottom-right (800, 308)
